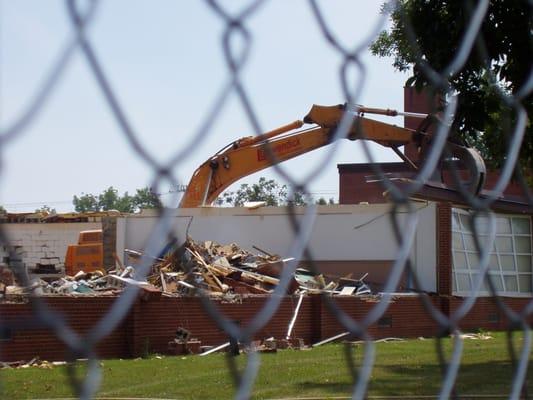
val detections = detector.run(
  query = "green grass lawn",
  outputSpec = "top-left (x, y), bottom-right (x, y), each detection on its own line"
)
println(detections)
top-left (1, 332), bottom-right (531, 399)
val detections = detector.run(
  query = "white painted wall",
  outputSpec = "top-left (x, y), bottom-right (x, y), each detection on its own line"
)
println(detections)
top-left (116, 202), bottom-right (437, 291)
top-left (0, 222), bottom-right (101, 268)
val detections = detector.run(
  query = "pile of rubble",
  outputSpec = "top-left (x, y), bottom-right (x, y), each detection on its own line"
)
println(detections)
top-left (2, 269), bottom-right (122, 300)
top-left (137, 237), bottom-right (372, 297)
top-left (1, 237), bottom-right (373, 300)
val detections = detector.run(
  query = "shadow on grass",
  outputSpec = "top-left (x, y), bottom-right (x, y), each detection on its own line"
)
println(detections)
top-left (293, 380), bottom-right (353, 395)
top-left (290, 360), bottom-right (533, 397)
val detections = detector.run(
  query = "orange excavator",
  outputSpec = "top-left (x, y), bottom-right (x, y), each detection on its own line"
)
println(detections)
top-left (179, 103), bottom-right (486, 207)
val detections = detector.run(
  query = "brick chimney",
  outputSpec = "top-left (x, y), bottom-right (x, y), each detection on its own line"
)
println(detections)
top-left (403, 86), bottom-right (438, 162)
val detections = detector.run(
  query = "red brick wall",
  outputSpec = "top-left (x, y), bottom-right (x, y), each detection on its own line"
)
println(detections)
top-left (0, 295), bottom-right (315, 362)
top-left (482, 171), bottom-right (526, 197)
top-left (320, 296), bottom-right (441, 340)
top-left (1, 294), bottom-right (531, 362)
top-left (404, 86), bottom-right (438, 162)
top-left (437, 203), bottom-right (452, 295)
top-left (132, 296), bottom-right (315, 355)
top-left (338, 163), bottom-right (411, 204)
top-left (0, 296), bottom-right (129, 362)
top-left (448, 297), bottom-right (533, 331)
top-left (338, 174), bottom-right (389, 205)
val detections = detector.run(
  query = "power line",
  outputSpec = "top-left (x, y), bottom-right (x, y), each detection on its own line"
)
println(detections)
top-left (2, 200), bottom-right (73, 207)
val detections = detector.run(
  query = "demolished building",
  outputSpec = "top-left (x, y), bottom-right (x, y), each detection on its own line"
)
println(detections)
top-left (1, 89), bottom-right (531, 362)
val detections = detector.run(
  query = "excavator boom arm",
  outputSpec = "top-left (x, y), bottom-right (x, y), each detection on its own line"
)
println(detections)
top-left (180, 125), bottom-right (331, 207)
top-left (180, 103), bottom-right (485, 207)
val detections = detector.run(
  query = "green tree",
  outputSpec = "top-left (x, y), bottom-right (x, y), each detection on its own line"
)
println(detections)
top-left (73, 193), bottom-right (99, 212)
top-left (98, 187), bottom-right (123, 211)
top-left (316, 197), bottom-right (336, 205)
top-left (287, 189), bottom-right (308, 207)
top-left (73, 186), bottom-right (161, 213)
top-left (112, 192), bottom-right (135, 213)
top-left (370, 0), bottom-right (532, 171)
top-left (218, 177), bottom-right (308, 207)
top-left (132, 187), bottom-right (162, 210)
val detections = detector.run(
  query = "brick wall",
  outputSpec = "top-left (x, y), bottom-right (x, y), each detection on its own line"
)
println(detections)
top-left (0, 295), bottom-right (316, 362)
top-left (403, 86), bottom-right (439, 162)
top-left (132, 296), bottom-right (315, 355)
top-left (437, 203), bottom-right (452, 295)
top-left (0, 296), bottom-right (128, 361)
top-left (320, 296), bottom-right (442, 340)
top-left (338, 163), bottom-right (412, 205)
top-left (0, 294), bottom-right (487, 362)
top-left (448, 297), bottom-right (533, 331)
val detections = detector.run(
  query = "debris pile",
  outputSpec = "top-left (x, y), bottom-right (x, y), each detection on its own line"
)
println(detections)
top-left (143, 238), bottom-right (372, 297)
top-left (1, 237), bottom-right (374, 301)
top-left (145, 238), bottom-right (304, 296)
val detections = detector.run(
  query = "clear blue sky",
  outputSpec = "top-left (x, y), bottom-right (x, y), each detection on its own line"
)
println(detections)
top-left (0, 1), bottom-right (408, 212)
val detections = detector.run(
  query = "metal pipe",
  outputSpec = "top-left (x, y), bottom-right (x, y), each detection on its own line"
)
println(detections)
top-left (312, 331), bottom-right (350, 347)
top-left (200, 168), bottom-right (213, 206)
top-left (237, 120), bottom-right (304, 147)
top-left (200, 342), bottom-right (230, 356)
top-left (286, 291), bottom-right (305, 339)
top-left (351, 105), bottom-right (429, 119)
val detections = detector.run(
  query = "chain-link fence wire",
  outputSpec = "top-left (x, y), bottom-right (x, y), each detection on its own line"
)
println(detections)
top-left (1, 0), bottom-right (532, 399)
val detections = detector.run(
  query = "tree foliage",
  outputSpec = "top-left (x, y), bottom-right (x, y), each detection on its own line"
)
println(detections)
top-left (370, 0), bottom-right (532, 170)
top-left (316, 197), bottom-right (336, 205)
top-left (217, 177), bottom-right (337, 206)
top-left (133, 187), bottom-right (163, 210)
top-left (72, 193), bottom-right (99, 213)
top-left (217, 177), bottom-right (309, 207)
top-left (73, 186), bottom-right (161, 213)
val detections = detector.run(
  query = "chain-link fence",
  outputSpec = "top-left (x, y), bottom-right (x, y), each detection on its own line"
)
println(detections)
top-left (1, 1), bottom-right (532, 399)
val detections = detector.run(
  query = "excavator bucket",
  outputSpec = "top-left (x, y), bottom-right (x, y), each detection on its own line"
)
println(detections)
top-left (443, 143), bottom-right (486, 196)
top-left (305, 103), bottom-right (487, 196)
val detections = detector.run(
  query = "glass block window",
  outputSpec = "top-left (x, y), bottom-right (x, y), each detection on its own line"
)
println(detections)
top-left (452, 209), bottom-right (532, 296)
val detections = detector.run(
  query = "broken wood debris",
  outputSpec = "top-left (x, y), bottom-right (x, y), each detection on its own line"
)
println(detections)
top-left (0, 357), bottom-right (67, 369)
top-left (198, 336), bottom-right (306, 356)
top-left (1, 236), bottom-right (379, 301)
top-left (142, 237), bottom-right (375, 298)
